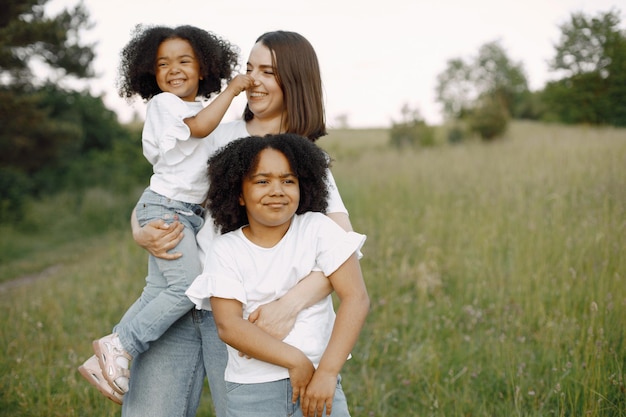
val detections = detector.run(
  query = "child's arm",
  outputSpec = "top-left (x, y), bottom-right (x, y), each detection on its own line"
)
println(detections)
top-left (301, 253), bottom-right (370, 417)
top-left (211, 296), bottom-right (316, 403)
top-left (184, 74), bottom-right (255, 138)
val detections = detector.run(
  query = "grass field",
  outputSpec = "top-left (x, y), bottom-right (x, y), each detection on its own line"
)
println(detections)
top-left (1, 121), bottom-right (624, 416)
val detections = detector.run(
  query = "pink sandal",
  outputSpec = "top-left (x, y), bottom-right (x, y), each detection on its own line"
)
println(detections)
top-left (78, 355), bottom-right (124, 405)
top-left (93, 333), bottom-right (132, 395)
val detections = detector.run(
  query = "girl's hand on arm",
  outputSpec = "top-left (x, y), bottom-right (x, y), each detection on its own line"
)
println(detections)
top-left (300, 369), bottom-right (338, 417)
top-left (288, 359), bottom-right (316, 407)
top-left (247, 270), bottom-right (332, 340)
top-left (130, 208), bottom-right (184, 259)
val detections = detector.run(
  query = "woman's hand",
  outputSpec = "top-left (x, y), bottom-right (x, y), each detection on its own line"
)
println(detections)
top-left (131, 209), bottom-right (184, 259)
top-left (247, 271), bottom-right (332, 340)
top-left (247, 298), bottom-right (299, 341)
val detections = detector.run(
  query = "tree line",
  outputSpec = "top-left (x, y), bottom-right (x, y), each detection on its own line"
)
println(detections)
top-left (1, 1), bottom-right (625, 221)
top-left (0, 0), bottom-right (150, 223)
top-left (392, 8), bottom-right (626, 146)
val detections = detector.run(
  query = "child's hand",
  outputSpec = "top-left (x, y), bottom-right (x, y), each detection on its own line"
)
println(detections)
top-left (227, 74), bottom-right (255, 96)
top-left (288, 355), bottom-right (315, 407)
top-left (300, 369), bottom-right (337, 417)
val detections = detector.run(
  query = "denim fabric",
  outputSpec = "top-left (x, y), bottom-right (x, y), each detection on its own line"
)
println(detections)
top-left (225, 376), bottom-right (350, 417)
top-left (115, 188), bottom-right (205, 357)
top-left (121, 309), bottom-right (228, 417)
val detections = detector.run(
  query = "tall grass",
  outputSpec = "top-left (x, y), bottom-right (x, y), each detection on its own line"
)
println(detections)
top-left (1, 122), bottom-right (624, 416)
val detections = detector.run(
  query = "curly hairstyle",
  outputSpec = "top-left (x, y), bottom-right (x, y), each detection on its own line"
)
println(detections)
top-left (117, 24), bottom-right (240, 100)
top-left (243, 31), bottom-right (327, 142)
top-left (207, 133), bottom-right (331, 234)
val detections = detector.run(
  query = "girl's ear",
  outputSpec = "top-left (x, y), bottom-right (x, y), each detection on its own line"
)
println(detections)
top-left (239, 194), bottom-right (245, 206)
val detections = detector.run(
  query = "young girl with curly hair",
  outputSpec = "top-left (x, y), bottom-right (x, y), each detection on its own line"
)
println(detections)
top-left (185, 133), bottom-right (369, 417)
top-left (78, 24), bottom-right (254, 403)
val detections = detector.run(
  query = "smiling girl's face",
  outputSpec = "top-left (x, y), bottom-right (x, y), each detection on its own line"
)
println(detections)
top-left (155, 37), bottom-right (201, 102)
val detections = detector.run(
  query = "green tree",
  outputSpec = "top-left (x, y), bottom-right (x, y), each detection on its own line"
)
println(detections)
top-left (0, 0), bottom-right (96, 174)
top-left (550, 9), bottom-right (621, 78)
top-left (542, 9), bottom-right (626, 126)
top-left (0, 1), bottom-right (148, 223)
top-left (435, 58), bottom-right (475, 120)
top-left (0, 0), bottom-right (95, 85)
top-left (473, 41), bottom-right (529, 119)
top-left (435, 40), bottom-right (528, 139)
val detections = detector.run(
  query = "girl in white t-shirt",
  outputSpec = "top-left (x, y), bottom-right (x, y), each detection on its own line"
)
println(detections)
top-left (78, 25), bottom-right (254, 402)
top-left (186, 133), bottom-right (370, 417)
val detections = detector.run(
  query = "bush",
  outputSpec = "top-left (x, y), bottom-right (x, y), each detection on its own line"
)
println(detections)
top-left (389, 120), bottom-right (436, 148)
top-left (467, 95), bottom-right (510, 140)
top-left (0, 168), bottom-right (33, 223)
top-left (389, 103), bottom-right (436, 148)
top-left (447, 126), bottom-right (466, 144)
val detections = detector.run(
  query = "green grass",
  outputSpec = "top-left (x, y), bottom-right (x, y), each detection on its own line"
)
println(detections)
top-left (1, 122), bottom-right (624, 416)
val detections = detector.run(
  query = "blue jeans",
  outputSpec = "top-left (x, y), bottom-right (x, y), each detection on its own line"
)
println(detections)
top-left (115, 188), bottom-right (204, 357)
top-left (225, 376), bottom-right (350, 417)
top-left (121, 309), bottom-right (228, 417)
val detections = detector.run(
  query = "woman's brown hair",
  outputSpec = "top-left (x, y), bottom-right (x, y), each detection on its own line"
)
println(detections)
top-left (243, 31), bottom-right (327, 141)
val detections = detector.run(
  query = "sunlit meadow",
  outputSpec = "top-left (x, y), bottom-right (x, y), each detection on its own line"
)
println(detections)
top-left (1, 122), bottom-right (624, 416)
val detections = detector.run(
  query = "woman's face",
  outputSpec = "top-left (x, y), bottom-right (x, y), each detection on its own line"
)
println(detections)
top-left (245, 42), bottom-right (285, 121)
top-left (155, 37), bottom-right (201, 102)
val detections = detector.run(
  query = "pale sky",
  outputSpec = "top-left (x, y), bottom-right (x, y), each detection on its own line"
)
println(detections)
top-left (47, 0), bottom-right (622, 127)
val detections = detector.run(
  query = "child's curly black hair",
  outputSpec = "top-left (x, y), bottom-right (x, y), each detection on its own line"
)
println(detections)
top-left (207, 133), bottom-right (332, 234)
top-left (117, 24), bottom-right (239, 100)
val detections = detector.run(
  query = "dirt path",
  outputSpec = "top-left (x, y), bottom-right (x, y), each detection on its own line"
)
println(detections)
top-left (0, 265), bottom-right (62, 293)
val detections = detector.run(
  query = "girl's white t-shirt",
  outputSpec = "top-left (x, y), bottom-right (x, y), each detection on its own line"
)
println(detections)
top-left (143, 92), bottom-right (210, 204)
top-left (185, 212), bottom-right (365, 383)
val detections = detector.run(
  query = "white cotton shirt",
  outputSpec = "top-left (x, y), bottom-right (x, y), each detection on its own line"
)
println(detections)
top-left (195, 119), bottom-right (349, 264)
top-left (143, 92), bottom-right (211, 204)
top-left (185, 212), bottom-right (366, 383)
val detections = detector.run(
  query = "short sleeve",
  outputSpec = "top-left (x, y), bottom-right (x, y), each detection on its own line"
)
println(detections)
top-left (307, 213), bottom-right (365, 276)
top-left (186, 236), bottom-right (248, 311)
top-left (142, 93), bottom-right (203, 165)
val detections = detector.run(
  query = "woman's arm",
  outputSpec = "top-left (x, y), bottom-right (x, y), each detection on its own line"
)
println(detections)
top-left (326, 211), bottom-right (352, 232)
top-left (130, 207), bottom-right (185, 260)
top-left (247, 270), bottom-right (331, 340)
top-left (247, 211), bottom-right (354, 339)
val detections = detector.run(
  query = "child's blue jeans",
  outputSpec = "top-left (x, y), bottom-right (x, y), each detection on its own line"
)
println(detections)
top-left (115, 188), bottom-right (205, 358)
top-left (225, 376), bottom-right (351, 417)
